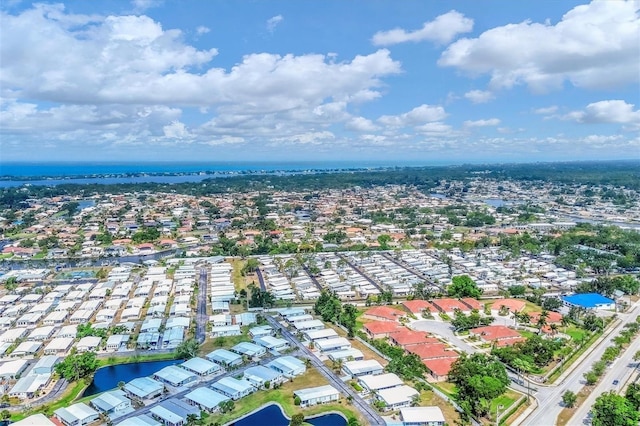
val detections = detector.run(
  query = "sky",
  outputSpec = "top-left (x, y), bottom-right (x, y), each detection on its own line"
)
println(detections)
top-left (0, 0), bottom-right (639, 164)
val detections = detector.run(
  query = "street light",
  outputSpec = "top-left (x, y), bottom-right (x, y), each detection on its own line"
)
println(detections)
top-left (496, 404), bottom-right (504, 426)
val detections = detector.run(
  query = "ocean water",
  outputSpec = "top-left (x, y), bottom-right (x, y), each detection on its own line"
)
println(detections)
top-left (0, 160), bottom-right (444, 178)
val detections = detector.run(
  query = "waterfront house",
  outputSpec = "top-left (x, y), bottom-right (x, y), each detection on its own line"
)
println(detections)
top-left (184, 387), bottom-right (229, 412)
top-left (210, 377), bottom-right (254, 400)
top-left (243, 365), bottom-right (285, 388)
top-left (149, 398), bottom-right (200, 426)
top-left (153, 365), bottom-right (198, 388)
top-left (180, 357), bottom-right (221, 377)
top-left (54, 403), bottom-right (100, 426)
top-left (293, 385), bottom-right (340, 407)
top-left (124, 377), bottom-right (164, 402)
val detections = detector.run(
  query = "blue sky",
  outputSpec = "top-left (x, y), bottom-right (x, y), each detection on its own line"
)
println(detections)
top-left (1, 0), bottom-right (638, 164)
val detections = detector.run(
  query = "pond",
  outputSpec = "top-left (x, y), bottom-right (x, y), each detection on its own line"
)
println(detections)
top-left (82, 359), bottom-right (181, 397)
top-left (230, 404), bottom-right (347, 426)
top-left (484, 198), bottom-right (507, 208)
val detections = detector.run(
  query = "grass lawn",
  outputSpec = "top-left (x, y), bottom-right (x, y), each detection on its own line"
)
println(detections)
top-left (97, 351), bottom-right (178, 368)
top-left (490, 389), bottom-right (520, 420)
top-left (432, 381), bottom-right (456, 397)
top-left (10, 379), bottom-right (88, 422)
top-left (0, 253), bottom-right (14, 259)
top-left (565, 326), bottom-right (588, 342)
top-left (206, 368), bottom-right (363, 425)
top-left (519, 330), bottom-right (537, 339)
top-left (198, 329), bottom-right (251, 357)
top-left (230, 259), bottom-right (249, 292)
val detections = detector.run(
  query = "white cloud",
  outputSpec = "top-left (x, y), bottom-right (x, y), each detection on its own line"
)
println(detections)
top-left (463, 90), bottom-right (494, 104)
top-left (345, 116), bottom-right (380, 132)
top-left (372, 10), bottom-right (473, 46)
top-left (414, 122), bottom-right (453, 135)
top-left (196, 26), bottom-right (210, 35)
top-left (266, 15), bottom-right (283, 33)
top-left (131, 0), bottom-right (162, 13)
top-left (378, 104), bottom-right (447, 127)
top-left (463, 118), bottom-right (501, 127)
top-left (564, 100), bottom-right (640, 124)
top-left (533, 106), bottom-right (558, 114)
top-left (439, 0), bottom-right (640, 91)
top-left (162, 121), bottom-right (191, 139)
top-left (0, 5), bottom-right (405, 151)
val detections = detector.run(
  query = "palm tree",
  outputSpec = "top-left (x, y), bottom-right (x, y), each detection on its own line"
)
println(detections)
top-left (550, 323), bottom-right (558, 336)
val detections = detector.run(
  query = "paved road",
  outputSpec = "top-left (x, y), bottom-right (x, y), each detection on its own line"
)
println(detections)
top-left (336, 254), bottom-right (383, 292)
top-left (380, 252), bottom-right (444, 291)
top-left (521, 300), bottom-right (640, 426)
top-left (568, 305), bottom-right (640, 425)
top-left (265, 315), bottom-right (386, 425)
top-left (195, 267), bottom-right (208, 343)
top-left (255, 267), bottom-right (267, 291)
top-left (410, 319), bottom-right (478, 354)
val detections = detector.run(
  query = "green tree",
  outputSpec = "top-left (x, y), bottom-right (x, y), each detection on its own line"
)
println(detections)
top-left (175, 338), bottom-right (199, 360)
top-left (290, 413), bottom-right (305, 426)
top-left (591, 391), bottom-right (639, 426)
top-left (377, 234), bottom-right (392, 250)
top-left (584, 371), bottom-right (599, 385)
top-left (0, 410), bottom-right (10, 420)
top-left (562, 390), bottom-right (577, 408)
top-left (448, 353), bottom-right (509, 418)
top-left (55, 350), bottom-right (98, 381)
top-left (242, 258), bottom-right (260, 275)
top-left (448, 275), bottom-right (482, 299)
top-left (624, 383), bottom-right (640, 411)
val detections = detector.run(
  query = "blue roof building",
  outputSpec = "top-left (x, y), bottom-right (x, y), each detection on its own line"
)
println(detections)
top-left (184, 387), bottom-right (229, 412)
top-left (232, 341), bottom-right (266, 357)
top-left (206, 348), bottom-right (243, 367)
top-left (561, 293), bottom-right (615, 310)
top-left (243, 365), bottom-right (285, 388)
top-left (266, 356), bottom-right (306, 378)
top-left (211, 377), bottom-right (254, 400)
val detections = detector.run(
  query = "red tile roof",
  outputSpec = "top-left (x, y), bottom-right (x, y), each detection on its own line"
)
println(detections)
top-left (461, 298), bottom-right (482, 311)
top-left (363, 321), bottom-right (403, 336)
top-left (423, 357), bottom-right (459, 377)
top-left (363, 306), bottom-right (405, 322)
top-left (407, 343), bottom-right (456, 360)
top-left (390, 330), bottom-right (440, 347)
top-left (529, 311), bottom-right (563, 324)
top-left (470, 325), bottom-right (522, 342)
top-left (402, 300), bottom-right (435, 314)
top-left (491, 298), bottom-right (526, 312)
top-left (431, 298), bottom-right (470, 313)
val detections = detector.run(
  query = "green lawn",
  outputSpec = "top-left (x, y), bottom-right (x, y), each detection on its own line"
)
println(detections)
top-left (97, 351), bottom-right (178, 368)
top-left (10, 379), bottom-right (88, 422)
top-left (206, 368), bottom-right (362, 425)
top-left (490, 390), bottom-right (520, 422)
top-left (565, 327), bottom-right (587, 342)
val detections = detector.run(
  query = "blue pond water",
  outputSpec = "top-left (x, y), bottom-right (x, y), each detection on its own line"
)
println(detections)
top-left (231, 404), bottom-right (346, 426)
top-left (82, 359), bottom-right (181, 397)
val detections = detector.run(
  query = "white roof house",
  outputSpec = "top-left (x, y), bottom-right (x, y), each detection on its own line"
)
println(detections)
top-left (315, 337), bottom-right (351, 353)
top-left (211, 377), bottom-right (254, 400)
top-left (153, 365), bottom-right (198, 388)
top-left (253, 335), bottom-right (289, 352)
top-left (54, 402), bottom-right (100, 426)
top-left (180, 357), bottom-right (221, 377)
top-left (0, 359), bottom-right (29, 379)
top-left (358, 373), bottom-right (404, 392)
top-left (123, 377), bottom-right (164, 401)
top-left (9, 374), bottom-right (51, 399)
top-left (206, 349), bottom-right (243, 367)
top-left (11, 414), bottom-right (57, 426)
top-left (293, 385), bottom-right (340, 407)
top-left (400, 407), bottom-right (446, 426)
top-left (243, 366), bottom-right (284, 388)
top-left (377, 385), bottom-right (419, 411)
top-left (90, 389), bottom-right (133, 420)
top-left (266, 356), bottom-right (306, 377)
top-left (76, 336), bottom-right (102, 352)
top-left (184, 387), bottom-right (229, 412)
top-left (44, 337), bottom-right (75, 355)
top-left (342, 359), bottom-right (384, 378)
top-left (11, 341), bottom-right (42, 358)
